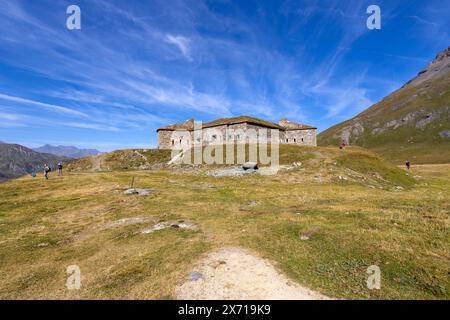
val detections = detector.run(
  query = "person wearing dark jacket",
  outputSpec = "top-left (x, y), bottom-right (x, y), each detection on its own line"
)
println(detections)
top-left (43, 164), bottom-right (50, 180)
top-left (58, 162), bottom-right (63, 176)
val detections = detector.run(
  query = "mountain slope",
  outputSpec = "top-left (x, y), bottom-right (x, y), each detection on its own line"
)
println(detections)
top-left (0, 143), bottom-right (69, 182)
top-left (318, 46), bottom-right (450, 164)
top-left (33, 144), bottom-right (100, 159)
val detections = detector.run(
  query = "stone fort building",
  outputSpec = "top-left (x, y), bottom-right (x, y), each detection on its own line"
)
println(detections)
top-left (157, 116), bottom-right (317, 150)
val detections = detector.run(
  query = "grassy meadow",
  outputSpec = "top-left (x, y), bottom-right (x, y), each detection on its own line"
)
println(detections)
top-left (0, 146), bottom-right (448, 299)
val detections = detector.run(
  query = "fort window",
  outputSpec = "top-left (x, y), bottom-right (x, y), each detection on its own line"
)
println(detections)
top-left (171, 140), bottom-right (174, 146)
top-left (301, 138), bottom-right (304, 142)
top-left (212, 134), bottom-right (217, 140)
top-left (294, 139), bottom-right (296, 143)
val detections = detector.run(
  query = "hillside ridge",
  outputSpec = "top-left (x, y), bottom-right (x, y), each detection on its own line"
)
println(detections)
top-left (318, 46), bottom-right (450, 164)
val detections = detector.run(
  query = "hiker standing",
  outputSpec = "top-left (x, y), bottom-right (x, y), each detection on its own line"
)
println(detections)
top-left (43, 164), bottom-right (50, 180)
top-left (405, 161), bottom-right (411, 170)
top-left (57, 162), bottom-right (63, 176)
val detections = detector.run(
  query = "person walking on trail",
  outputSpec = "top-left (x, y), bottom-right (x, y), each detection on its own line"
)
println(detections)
top-left (405, 161), bottom-right (411, 170)
top-left (43, 164), bottom-right (51, 180)
top-left (58, 162), bottom-right (62, 177)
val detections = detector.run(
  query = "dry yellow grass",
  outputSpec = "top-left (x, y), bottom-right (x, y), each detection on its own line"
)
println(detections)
top-left (0, 158), bottom-right (448, 299)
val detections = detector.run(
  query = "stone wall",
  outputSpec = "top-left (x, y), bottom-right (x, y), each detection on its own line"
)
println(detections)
top-left (199, 123), bottom-right (283, 145)
top-left (283, 129), bottom-right (317, 146)
top-left (158, 130), bottom-right (193, 150)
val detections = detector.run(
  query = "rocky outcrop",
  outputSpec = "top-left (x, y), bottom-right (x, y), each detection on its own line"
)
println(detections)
top-left (407, 46), bottom-right (450, 87)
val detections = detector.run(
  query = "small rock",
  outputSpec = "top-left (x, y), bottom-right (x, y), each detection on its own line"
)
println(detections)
top-left (299, 229), bottom-right (318, 241)
top-left (37, 242), bottom-right (49, 247)
top-left (124, 188), bottom-right (139, 195)
top-left (208, 167), bottom-right (257, 177)
top-left (439, 130), bottom-right (450, 138)
top-left (141, 221), bottom-right (197, 234)
top-left (188, 271), bottom-right (203, 281)
top-left (123, 188), bottom-right (158, 196)
top-left (243, 162), bottom-right (258, 170)
top-left (57, 239), bottom-right (71, 246)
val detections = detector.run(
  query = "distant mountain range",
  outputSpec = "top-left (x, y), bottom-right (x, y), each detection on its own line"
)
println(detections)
top-left (33, 144), bottom-right (100, 159)
top-left (318, 46), bottom-right (450, 164)
top-left (0, 143), bottom-right (69, 182)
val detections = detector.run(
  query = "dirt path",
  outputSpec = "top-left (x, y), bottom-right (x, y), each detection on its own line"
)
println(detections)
top-left (90, 154), bottom-right (103, 171)
top-left (176, 247), bottom-right (330, 300)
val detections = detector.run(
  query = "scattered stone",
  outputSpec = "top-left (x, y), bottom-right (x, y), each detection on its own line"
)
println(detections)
top-left (313, 175), bottom-right (324, 183)
top-left (141, 221), bottom-right (197, 234)
top-left (208, 167), bottom-right (258, 177)
top-left (207, 259), bottom-right (228, 270)
top-left (299, 229), bottom-right (318, 241)
top-left (57, 239), bottom-right (71, 246)
top-left (292, 161), bottom-right (302, 167)
top-left (123, 188), bottom-right (158, 196)
top-left (439, 130), bottom-right (450, 138)
top-left (101, 216), bottom-right (154, 230)
top-left (36, 242), bottom-right (49, 247)
top-left (188, 271), bottom-right (204, 281)
top-left (415, 112), bottom-right (437, 129)
top-left (394, 186), bottom-right (404, 192)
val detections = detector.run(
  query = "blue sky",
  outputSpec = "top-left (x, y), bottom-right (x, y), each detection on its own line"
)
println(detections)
top-left (0, 0), bottom-right (448, 151)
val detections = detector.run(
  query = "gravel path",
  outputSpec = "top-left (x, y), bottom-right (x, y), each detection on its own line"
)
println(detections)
top-left (176, 247), bottom-right (330, 300)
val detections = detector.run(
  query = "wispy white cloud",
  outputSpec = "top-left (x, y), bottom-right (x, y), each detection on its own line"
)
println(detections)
top-left (0, 93), bottom-right (87, 117)
top-left (165, 34), bottom-right (192, 61)
top-left (0, 0), bottom-right (447, 145)
top-left (0, 112), bottom-right (20, 121)
top-left (409, 15), bottom-right (439, 27)
top-left (65, 122), bottom-right (120, 132)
